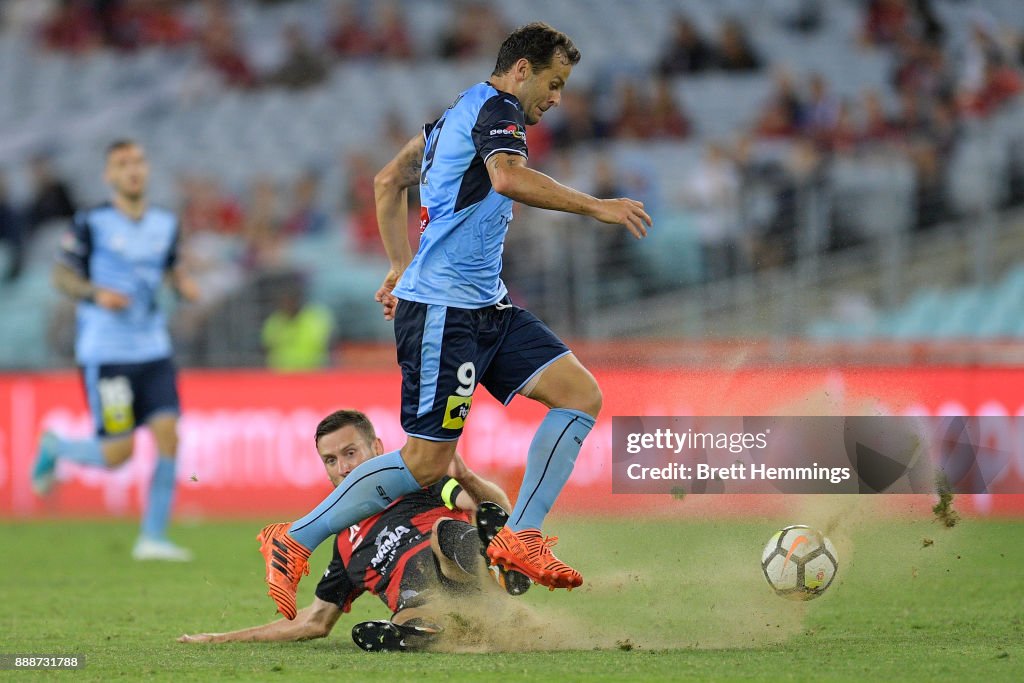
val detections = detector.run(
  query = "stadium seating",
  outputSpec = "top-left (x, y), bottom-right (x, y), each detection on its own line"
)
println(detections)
top-left (3, 0), bottom-right (1024, 365)
top-left (810, 263), bottom-right (1024, 341)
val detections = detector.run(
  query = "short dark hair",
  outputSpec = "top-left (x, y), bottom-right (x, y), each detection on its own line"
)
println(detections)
top-left (314, 409), bottom-right (377, 448)
top-left (492, 22), bottom-right (580, 76)
top-left (105, 139), bottom-right (139, 159)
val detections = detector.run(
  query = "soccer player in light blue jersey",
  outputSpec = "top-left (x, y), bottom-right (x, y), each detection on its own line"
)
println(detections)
top-left (31, 140), bottom-right (200, 562)
top-left (258, 23), bottom-right (651, 619)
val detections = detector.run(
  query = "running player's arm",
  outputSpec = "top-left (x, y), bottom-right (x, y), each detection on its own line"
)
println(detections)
top-left (373, 133), bottom-right (425, 319)
top-left (177, 598), bottom-right (343, 643)
top-left (168, 264), bottom-right (200, 302)
top-left (164, 219), bottom-right (200, 302)
top-left (52, 214), bottom-right (130, 309)
top-left (374, 133), bottom-right (424, 270)
top-left (447, 452), bottom-right (513, 513)
top-left (485, 152), bottom-right (652, 238)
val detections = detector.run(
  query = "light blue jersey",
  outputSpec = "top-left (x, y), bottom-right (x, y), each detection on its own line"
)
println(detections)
top-left (58, 203), bottom-right (179, 365)
top-left (393, 82), bottom-right (530, 308)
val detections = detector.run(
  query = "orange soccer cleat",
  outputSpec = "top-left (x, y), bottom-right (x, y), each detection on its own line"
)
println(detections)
top-left (256, 523), bottom-right (311, 620)
top-left (486, 527), bottom-right (583, 590)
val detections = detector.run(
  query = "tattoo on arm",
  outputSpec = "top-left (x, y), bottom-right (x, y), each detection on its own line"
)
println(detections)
top-left (486, 153), bottom-right (525, 174)
top-left (396, 138), bottom-right (424, 188)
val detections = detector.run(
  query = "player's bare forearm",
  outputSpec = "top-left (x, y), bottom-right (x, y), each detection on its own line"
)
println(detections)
top-left (52, 262), bottom-right (96, 302)
top-left (459, 470), bottom-right (512, 513)
top-left (377, 185), bottom-right (412, 270)
top-left (374, 134), bottom-right (425, 270)
top-left (487, 154), bottom-right (597, 217)
top-left (169, 266), bottom-right (200, 302)
top-left (178, 601), bottom-right (341, 643)
top-left (450, 453), bottom-right (513, 512)
top-left (54, 263), bottom-right (131, 309)
top-left (487, 153), bottom-right (652, 238)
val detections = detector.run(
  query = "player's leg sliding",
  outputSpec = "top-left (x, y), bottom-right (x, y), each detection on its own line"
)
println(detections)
top-left (487, 408), bottom-right (594, 590)
top-left (475, 501), bottom-right (532, 595)
top-left (258, 448), bottom-right (420, 619)
top-left (351, 616), bottom-right (442, 653)
top-left (133, 454), bottom-right (191, 562)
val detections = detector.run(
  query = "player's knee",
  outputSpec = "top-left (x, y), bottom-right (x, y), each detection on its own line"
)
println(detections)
top-left (102, 438), bottom-right (134, 467)
top-left (569, 374), bottom-right (602, 418)
top-left (149, 417), bottom-right (180, 456)
top-left (407, 458), bottom-right (449, 486)
top-left (401, 441), bottom-right (455, 486)
top-left (158, 432), bottom-right (179, 457)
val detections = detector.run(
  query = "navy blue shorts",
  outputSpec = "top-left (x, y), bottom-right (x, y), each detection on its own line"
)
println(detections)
top-left (79, 357), bottom-right (180, 438)
top-left (394, 298), bottom-right (570, 441)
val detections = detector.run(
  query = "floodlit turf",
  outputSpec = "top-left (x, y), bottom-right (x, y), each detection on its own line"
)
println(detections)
top-left (2, 508), bottom-right (1022, 682)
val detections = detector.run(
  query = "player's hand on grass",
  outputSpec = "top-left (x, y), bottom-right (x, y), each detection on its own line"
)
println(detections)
top-left (177, 633), bottom-right (222, 643)
top-left (375, 269), bottom-right (403, 321)
top-left (94, 288), bottom-right (131, 310)
top-left (590, 198), bottom-right (652, 239)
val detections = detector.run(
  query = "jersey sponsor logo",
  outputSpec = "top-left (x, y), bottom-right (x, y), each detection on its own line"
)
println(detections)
top-left (488, 122), bottom-right (526, 141)
top-left (98, 376), bottom-right (135, 434)
top-left (370, 525), bottom-right (413, 569)
top-left (442, 395), bottom-right (472, 430)
top-left (419, 206), bottom-right (430, 233)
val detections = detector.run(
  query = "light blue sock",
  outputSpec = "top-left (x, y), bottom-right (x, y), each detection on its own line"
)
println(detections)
top-left (56, 437), bottom-right (107, 468)
top-left (289, 449), bottom-right (420, 551)
top-left (141, 455), bottom-right (177, 540)
top-left (509, 408), bottom-right (595, 532)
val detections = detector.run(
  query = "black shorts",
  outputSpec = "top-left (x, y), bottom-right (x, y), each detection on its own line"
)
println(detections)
top-left (393, 297), bottom-right (570, 441)
top-left (79, 357), bottom-right (180, 438)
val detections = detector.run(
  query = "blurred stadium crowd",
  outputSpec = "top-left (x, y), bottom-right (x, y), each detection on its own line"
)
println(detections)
top-left (2, 0), bottom-right (1024, 368)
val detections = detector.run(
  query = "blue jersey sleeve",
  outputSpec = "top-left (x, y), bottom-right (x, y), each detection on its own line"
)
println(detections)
top-left (423, 118), bottom-right (439, 141)
top-left (471, 95), bottom-right (529, 163)
top-left (57, 211), bottom-right (93, 278)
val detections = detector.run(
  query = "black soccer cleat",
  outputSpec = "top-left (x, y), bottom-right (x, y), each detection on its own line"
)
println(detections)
top-left (351, 619), bottom-right (441, 653)
top-left (475, 501), bottom-right (532, 596)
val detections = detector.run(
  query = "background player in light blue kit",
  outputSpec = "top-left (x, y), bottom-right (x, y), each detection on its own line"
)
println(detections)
top-left (31, 140), bottom-right (199, 562)
top-left (258, 23), bottom-right (651, 619)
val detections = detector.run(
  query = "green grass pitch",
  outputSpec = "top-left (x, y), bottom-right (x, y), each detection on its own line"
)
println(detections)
top-left (2, 510), bottom-right (1022, 681)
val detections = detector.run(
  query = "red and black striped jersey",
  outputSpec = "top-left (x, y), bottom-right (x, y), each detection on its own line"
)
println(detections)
top-left (314, 476), bottom-right (469, 613)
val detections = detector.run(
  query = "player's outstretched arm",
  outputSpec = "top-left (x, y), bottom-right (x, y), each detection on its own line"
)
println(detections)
top-left (52, 262), bottom-right (130, 310)
top-left (177, 598), bottom-right (342, 643)
top-left (374, 133), bottom-right (425, 320)
top-left (448, 452), bottom-right (513, 513)
top-left (486, 152), bottom-right (652, 239)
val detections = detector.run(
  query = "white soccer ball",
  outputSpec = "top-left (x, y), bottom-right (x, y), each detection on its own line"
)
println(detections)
top-left (761, 525), bottom-right (838, 600)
